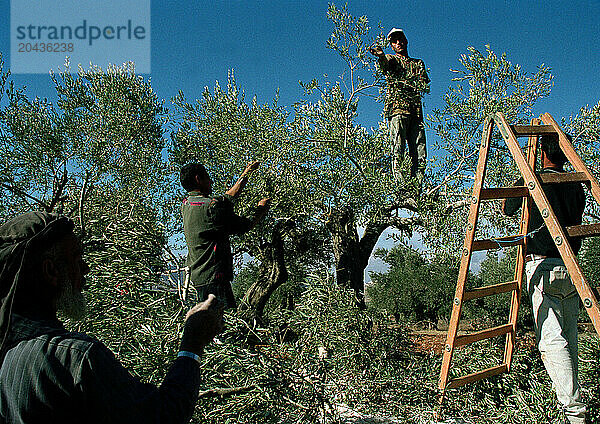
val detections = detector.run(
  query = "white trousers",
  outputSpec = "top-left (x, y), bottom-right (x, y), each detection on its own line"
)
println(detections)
top-left (526, 257), bottom-right (586, 423)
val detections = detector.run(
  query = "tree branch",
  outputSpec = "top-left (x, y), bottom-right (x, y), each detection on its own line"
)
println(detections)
top-left (0, 182), bottom-right (49, 210)
top-left (386, 215), bottom-right (424, 232)
top-left (358, 219), bottom-right (389, 260)
top-left (48, 165), bottom-right (69, 213)
top-left (78, 170), bottom-right (92, 237)
top-left (445, 198), bottom-right (470, 212)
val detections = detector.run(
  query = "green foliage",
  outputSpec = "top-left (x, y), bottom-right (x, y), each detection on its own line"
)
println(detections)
top-left (170, 74), bottom-right (317, 254)
top-left (0, 57), bottom-right (176, 383)
top-left (326, 3), bottom-right (372, 67)
top-left (170, 76), bottom-right (332, 313)
top-left (293, 4), bottom-right (400, 224)
top-left (70, 212), bottom-right (182, 381)
top-left (191, 277), bottom-right (600, 423)
top-left (564, 100), bottom-right (600, 220)
top-left (580, 236), bottom-right (600, 291)
top-left (193, 278), bottom-right (412, 424)
top-left (0, 60), bottom-right (170, 222)
top-left (367, 245), bottom-right (458, 324)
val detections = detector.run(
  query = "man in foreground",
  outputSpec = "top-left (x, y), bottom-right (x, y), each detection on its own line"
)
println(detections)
top-left (0, 211), bottom-right (223, 423)
top-left (369, 28), bottom-right (430, 186)
top-left (503, 134), bottom-right (587, 424)
top-left (180, 161), bottom-right (270, 309)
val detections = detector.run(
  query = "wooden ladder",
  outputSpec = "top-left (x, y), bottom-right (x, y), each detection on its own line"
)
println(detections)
top-left (438, 112), bottom-right (600, 401)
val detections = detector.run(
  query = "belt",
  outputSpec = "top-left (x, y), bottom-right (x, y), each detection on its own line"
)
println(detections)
top-left (524, 254), bottom-right (547, 263)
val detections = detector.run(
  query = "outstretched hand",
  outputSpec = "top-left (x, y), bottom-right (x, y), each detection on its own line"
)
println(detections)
top-left (179, 294), bottom-right (225, 355)
top-left (242, 161), bottom-right (260, 177)
top-left (369, 45), bottom-right (384, 57)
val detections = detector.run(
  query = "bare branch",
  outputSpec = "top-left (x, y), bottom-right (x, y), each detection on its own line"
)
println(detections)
top-left (78, 170), bottom-right (92, 237)
top-left (197, 386), bottom-right (255, 399)
top-left (425, 146), bottom-right (478, 197)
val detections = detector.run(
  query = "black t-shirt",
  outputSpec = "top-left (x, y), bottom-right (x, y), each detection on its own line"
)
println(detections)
top-left (503, 169), bottom-right (586, 256)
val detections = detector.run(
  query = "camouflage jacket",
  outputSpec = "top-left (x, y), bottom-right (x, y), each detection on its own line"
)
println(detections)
top-left (378, 54), bottom-right (430, 118)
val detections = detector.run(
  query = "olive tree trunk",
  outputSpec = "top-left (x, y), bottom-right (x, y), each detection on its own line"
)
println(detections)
top-left (239, 221), bottom-right (290, 320)
top-left (326, 206), bottom-right (388, 308)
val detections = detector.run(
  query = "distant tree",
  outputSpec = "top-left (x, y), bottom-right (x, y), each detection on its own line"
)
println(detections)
top-left (367, 246), bottom-right (458, 324)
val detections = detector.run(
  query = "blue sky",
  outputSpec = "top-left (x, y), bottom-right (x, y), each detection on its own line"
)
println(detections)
top-left (1, 0), bottom-right (599, 277)
top-left (2, 0), bottom-right (599, 127)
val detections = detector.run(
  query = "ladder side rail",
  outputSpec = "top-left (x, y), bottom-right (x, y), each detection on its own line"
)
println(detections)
top-left (496, 113), bottom-right (600, 336)
top-left (439, 117), bottom-right (494, 392)
top-left (504, 118), bottom-right (539, 370)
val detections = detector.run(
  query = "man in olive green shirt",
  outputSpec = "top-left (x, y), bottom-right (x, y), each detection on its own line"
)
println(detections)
top-left (370, 28), bottom-right (430, 186)
top-left (180, 162), bottom-right (270, 309)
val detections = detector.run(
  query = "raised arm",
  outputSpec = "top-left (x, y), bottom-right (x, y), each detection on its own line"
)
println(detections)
top-left (226, 161), bottom-right (260, 199)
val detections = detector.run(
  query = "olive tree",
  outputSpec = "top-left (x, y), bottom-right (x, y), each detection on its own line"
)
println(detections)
top-left (289, 4), bottom-right (424, 305)
top-left (170, 75), bottom-right (330, 320)
top-left (0, 57), bottom-right (178, 376)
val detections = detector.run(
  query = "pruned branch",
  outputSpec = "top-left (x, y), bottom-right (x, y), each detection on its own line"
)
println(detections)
top-left (197, 386), bottom-right (254, 398)
top-left (384, 198), bottom-right (419, 214)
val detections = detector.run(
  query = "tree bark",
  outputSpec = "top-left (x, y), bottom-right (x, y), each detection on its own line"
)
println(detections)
top-left (239, 221), bottom-right (290, 320)
top-left (326, 206), bottom-right (389, 307)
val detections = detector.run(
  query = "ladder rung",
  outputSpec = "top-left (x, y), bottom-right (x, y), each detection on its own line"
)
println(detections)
top-left (566, 223), bottom-right (600, 238)
top-left (454, 324), bottom-right (513, 347)
top-left (480, 187), bottom-right (528, 200)
top-left (446, 364), bottom-right (508, 390)
top-left (463, 281), bottom-right (518, 301)
top-left (510, 124), bottom-right (555, 136)
top-left (539, 172), bottom-right (590, 184)
top-left (472, 236), bottom-right (524, 251)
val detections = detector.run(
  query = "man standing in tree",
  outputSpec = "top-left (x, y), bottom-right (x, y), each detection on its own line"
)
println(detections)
top-left (180, 161), bottom-right (270, 309)
top-left (503, 134), bottom-right (587, 424)
top-left (370, 28), bottom-right (430, 187)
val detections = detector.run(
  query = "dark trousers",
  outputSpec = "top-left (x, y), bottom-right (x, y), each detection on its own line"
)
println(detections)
top-left (389, 113), bottom-right (426, 183)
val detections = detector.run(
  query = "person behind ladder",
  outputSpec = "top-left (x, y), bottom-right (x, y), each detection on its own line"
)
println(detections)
top-left (503, 133), bottom-right (587, 424)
